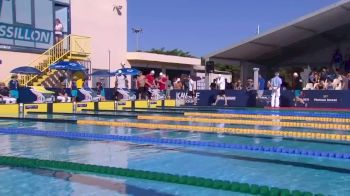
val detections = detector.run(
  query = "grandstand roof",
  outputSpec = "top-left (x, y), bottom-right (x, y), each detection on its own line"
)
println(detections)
top-left (205, 0), bottom-right (350, 65)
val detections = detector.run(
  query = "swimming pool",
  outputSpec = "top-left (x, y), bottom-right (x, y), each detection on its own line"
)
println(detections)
top-left (0, 108), bottom-right (349, 195)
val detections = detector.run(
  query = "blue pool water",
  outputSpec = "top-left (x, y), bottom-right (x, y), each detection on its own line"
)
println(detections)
top-left (0, 109), bottom-right (349, 195)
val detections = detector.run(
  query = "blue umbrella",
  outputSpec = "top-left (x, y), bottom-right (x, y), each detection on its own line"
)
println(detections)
top-left (50, 61), bottom-right (87, 71)
top-left (10, 66), bottom-right (42, 75)
top-left (90, 70), bottom-right (115, 77)
top-left (116, 68), bottom-right (141, 76)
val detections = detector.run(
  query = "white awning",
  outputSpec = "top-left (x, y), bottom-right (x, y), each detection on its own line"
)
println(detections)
top-left (205, 0), bottom-right (350, 64)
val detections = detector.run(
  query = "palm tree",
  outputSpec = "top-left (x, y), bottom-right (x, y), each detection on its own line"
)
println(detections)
top-left (214, 63), bottom-right (241, 81)
top-left (147, 48), bottom-right (195, 58)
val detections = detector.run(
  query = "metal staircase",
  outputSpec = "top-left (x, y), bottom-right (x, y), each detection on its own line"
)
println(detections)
top-left (6, 35), bottom-right (91, 87)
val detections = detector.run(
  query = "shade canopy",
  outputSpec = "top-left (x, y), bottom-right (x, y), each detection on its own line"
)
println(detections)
top-left (206, 0), bottom-right (350, 66)
top-left (116, 68), bottom-right (141, 76)
top-left (90, 70), bottom-right (115, 77)
top-left (10, 66), bottom-right (42, 75)
top-left (50, 61), bottom-right (87, 71)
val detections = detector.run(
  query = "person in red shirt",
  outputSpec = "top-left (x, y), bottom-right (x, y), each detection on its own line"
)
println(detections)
top-left (145, 70), bottom-right (155, 99)
top-left (158, 72), bottom-right (168, 91)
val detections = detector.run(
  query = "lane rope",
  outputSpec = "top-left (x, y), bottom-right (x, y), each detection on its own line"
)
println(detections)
top-left (137, 115), bottom-right (350, 130)
top-left (77, 120), bottom-right (350, 142)
top-left (217, 109), bottom-right (350, 118)
top-left (0, 156), bottom-right (324, 196)
top-left (0, 128), bottom-right (349, 160)
top-left (184, 112), bottom-right (350, 123)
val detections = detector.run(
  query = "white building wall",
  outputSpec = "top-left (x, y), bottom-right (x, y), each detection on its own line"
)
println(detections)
top-left (71, 0), bottom-right (129, 86)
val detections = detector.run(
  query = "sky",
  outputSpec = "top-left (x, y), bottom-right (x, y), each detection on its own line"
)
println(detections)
top-left (127, 0), bottom-right (340, 57)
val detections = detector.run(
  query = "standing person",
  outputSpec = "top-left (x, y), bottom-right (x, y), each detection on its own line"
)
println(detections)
top-left (145, 70), bottom-right (156, 99)
top-left (136, 72), bottom-right (146, 100)
top-left (55, 19), bottom-right (64, 43)
top-left (116, 70), bottom-right (127, 89)
top-left (8, 74), bottom-right (19, 102)
top-left (188, 75), bottom-right (197, 105)
top-left (166, 76), bottom-right (172, 99)
top-left (181, 74), bottom-right (189, 92)
top-left (70, 76), bottom-right (78, 102)
top-left (257, 74), bottom-right (266, 99)
top-left (210, 79), bottom-right (217, 90)
top-left (270, 72), bottom-right (282, 108)
top-left (173, 78), bottom-right (182, 90)
top-left (212, 74), bottom-right (227, 106)
top-left (292, 72), bottom-right (306, 106)
top-left (158, 72), bottom-right (168, 96)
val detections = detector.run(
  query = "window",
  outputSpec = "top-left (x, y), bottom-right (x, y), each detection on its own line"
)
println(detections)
top-left (0, 0), bottom-right (13, 23)
top-left (15, 0), bottom-right (32, 24)
top-left (0, 0), bottom-right (14, 46)
top-left (35, 0), bottom-right (54, 49)
top-left (35, 0), bottom-right (53, 31)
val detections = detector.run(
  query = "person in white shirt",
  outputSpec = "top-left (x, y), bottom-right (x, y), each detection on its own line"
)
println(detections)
top-left (212, 74), bottom-right (227, 106)
top-left (116, 70), bottom-right (127, 89)
top-left (188, 75), bottom-right (197, 105)
top-left (270, 72), bottom-right (283, 108)
top-left (55, 19), bottom-right (64, 43)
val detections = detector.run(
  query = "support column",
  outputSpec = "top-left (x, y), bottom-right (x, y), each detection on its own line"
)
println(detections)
top-left (253, 68), bottom-right (259, 90)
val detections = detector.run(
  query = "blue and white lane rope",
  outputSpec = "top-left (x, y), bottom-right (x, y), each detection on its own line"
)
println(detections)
top-left (0, 128), bottom-right (349, 160)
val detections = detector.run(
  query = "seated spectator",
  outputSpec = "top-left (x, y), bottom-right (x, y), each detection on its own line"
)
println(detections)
top-left (79, 79), bottom-right (94, 102)
top-left (308, 71), bottom-right (316, 84)
top-left (225, 79), bottom-right (233, 90)
top-left (210, 79), bottom-right (217, 90)
top-left (335, 80), bottom-right (343, 90)
top-left (320, 67), bottom-right (328, 81)
top-left (0, 82), bottom-right (16, 104)
top-left (341, 72), bottom-right (349, 90)
top-left (314, 80), bottom-right (325, 90)
top-left (57, 84), bottom-right (71, 102)
top-left (326, 79), bottom-right (334, 90)
top-left (234, 80), bottom-right (243, 90)
top-left (8, 74), bottom-right (19, 101)
top-left (96, 81), bottom-right (106, 101)
top-left (245, 79), bottom-right (254, 91)
top-left (304, 83), bottom-right (315, 90)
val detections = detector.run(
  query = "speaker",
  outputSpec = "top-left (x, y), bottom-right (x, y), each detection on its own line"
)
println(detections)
top-left (205, 61), bottom-right (214, 73)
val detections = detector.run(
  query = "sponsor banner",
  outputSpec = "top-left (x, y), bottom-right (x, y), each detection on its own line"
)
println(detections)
top-left (300, 90), bottom-right (347, 108)
top-left (0, 23), bottom-right (52, 44)
top-left (118, 101), bottom-right (126, 106)
top-left (77, 103), bottom-right (88, 108)
top-left (25, 105), bottom-right (39, 110)
top-left (171, 90), bottom-right (256, 107)
top-left (16, 88), bottom-right (350, 108)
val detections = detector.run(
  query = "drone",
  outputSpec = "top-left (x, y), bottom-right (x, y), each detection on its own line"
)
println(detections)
top-left (113, 4), bottom-right (123, 16)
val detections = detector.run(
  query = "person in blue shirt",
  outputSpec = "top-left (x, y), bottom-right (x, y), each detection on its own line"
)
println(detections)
top-left (270, 72), bottom-right (282, 108)
top-left (8, 74), bottom-right (19, 101)
top-left (257, 74), bottom-right (265, 99)
top-left (71, 76), bottom-right (78, 102)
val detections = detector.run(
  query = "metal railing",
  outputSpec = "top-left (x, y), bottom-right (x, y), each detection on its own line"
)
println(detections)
top-left (5, 35), bottom-right (91, 86)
